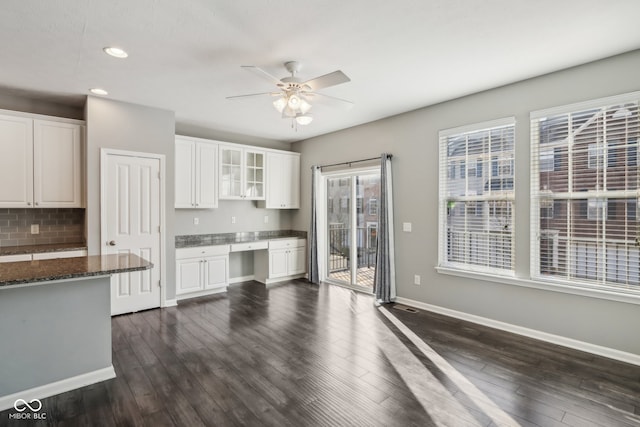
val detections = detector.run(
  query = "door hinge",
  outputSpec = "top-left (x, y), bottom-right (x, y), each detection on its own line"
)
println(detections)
top-left (158, 225), bottom-right (161, 233)
top-left (157, 171), bottom-right (161, 179)
top-left (158, 280), bottom-right (161, 288)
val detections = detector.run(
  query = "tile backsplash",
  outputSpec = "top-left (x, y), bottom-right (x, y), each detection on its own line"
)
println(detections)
top-left (0, 208), bottom-right (85, 247)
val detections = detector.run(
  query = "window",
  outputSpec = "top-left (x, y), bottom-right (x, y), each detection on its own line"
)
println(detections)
top-left (587, 198), bottom-right (607, 221)
top-left (439, 117), bottom-right (515, 274)
top-left (368, 198), bottom-right (378, 216)
top-left (539, 149), bottom-right (554, 172)
top-left (531, 93), bottom-right (640, 292)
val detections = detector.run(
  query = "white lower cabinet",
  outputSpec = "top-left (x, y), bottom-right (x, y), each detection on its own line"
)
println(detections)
top-left (176, 245), bottom-right (229, 299)
top-left (255, 238), bottom-right (306, 284)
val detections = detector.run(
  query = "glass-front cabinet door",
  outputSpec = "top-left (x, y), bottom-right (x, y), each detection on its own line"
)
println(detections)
top-left (244, 150), bottom-right (264, 199)
top-left (219, 145), bottom-right (265, 200)
top-left (219, 146), bottom-right (243, 199)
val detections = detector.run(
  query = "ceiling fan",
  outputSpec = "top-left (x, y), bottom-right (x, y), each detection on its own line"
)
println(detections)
top-left (227, 61), bottom-right (353, 127)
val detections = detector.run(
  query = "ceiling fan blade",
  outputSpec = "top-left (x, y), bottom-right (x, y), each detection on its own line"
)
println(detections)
top-left (226, 92), bottom-right (279, 100)
top-left (307, 92), bottom-right (354, 108)
top-left (302, 70), bottom-right (350, 91)
top-left (241, 65), bottom-right (283, 86)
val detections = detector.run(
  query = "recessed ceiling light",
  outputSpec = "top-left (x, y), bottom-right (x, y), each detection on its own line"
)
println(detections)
top-left (90, 88), bottom-right (108, 96)
top-left (103, 47), bottom-right (128, 58)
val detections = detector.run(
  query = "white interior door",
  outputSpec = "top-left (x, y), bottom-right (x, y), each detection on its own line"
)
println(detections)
top-left (104, 152), bottom-right (161, 315)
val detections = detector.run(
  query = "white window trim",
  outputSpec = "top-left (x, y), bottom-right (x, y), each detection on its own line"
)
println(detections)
top-left (530, 90), bottom-right (640, 295)
top-left (438, 116), bottom-right (516, 275)
top-left (436, 266), bottom-right (640, 306)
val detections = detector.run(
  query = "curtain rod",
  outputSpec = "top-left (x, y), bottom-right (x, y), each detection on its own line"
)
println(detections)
top-left (315, 154), bottom-right (392, 170)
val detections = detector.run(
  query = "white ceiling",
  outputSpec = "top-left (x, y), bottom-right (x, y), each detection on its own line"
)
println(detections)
top-left (1, 1), bottom-right (640, 143)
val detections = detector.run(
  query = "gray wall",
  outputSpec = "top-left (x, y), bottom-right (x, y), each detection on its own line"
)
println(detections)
top-left (85, 97), bottom-right (177, 297)
top-left (291, 49), bottom-right (640, 357)
top-left (0, 90), bottom-right (83, 120)
top-left (0, 277), bottom-right (111, 396)
top-left (175, 201), bottom-right (292, 236)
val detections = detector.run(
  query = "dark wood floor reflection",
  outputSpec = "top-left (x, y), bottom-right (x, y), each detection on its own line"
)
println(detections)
top-left (3, 280), bottom-right (640, 426)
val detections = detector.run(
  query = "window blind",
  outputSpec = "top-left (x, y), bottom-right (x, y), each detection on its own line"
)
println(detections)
top-left (439, 117), bottom-right (516, 275)
top-left (531, 92), bottom-right (640, 292)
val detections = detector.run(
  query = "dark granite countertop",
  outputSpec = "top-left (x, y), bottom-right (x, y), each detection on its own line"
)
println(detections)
top-left (0, 254), bottom-right (152, 287)
top-left (176, 230), bottom-right (306, 249)
top-left (0, 242), bottom-right (88, 256)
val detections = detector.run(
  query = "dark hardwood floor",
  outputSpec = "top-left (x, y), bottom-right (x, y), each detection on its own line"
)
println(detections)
top-left (2, 279), bottom-right (640, 426)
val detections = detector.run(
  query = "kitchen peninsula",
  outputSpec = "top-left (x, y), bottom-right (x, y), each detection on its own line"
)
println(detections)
top-left (0, 254), bottom-right (152, 410)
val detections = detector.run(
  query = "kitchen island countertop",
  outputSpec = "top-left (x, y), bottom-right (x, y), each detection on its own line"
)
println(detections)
top-left (0, 253), bottom-right (152, 288)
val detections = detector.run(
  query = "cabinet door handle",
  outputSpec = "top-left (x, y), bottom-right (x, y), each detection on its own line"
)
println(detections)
top-left (27, 202), bottom-right (31, 206)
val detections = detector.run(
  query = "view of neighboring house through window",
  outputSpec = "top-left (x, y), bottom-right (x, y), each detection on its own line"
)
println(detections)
top-left (531, 94), bottom-right (640, 292)
top-left (438, 117), bottom-right (516, 274)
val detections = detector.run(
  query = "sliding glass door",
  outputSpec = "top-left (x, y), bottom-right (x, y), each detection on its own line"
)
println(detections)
top-left (325, 169), bottom-right (380, 290)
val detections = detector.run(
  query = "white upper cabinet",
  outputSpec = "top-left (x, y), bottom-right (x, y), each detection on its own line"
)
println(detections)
top-left (262, 151), bottom-right (300, 209)
top-left (219, 145), bottom-right (265, 200)
top-left (33, 120), bottom-right (82, 208)
top-left (0, 113), bottom-right (83, 208)
top-left (0, 115), bottom-right (33, 207)
top-left (175, 136), bottom-right (218, 209)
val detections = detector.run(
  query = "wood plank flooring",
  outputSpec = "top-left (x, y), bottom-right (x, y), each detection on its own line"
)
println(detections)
top-left (2, 280), bottom-right (640, 426)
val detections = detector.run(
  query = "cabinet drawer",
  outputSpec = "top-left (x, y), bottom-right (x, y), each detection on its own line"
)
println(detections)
top-left (177, 245), bottom-right (230, 259)
top-left (33, 250), bottom-right (87, 260)
top-left (269, 238), bottom-right (305, 250)
top-left (230, 241), bottom-right (268, 252)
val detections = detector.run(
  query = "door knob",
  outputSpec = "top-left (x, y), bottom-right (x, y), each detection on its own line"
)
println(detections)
top-left (108, 240), bottom-right (116, 246)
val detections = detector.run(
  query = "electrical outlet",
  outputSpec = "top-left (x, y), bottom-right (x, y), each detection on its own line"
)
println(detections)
top-left (30, 224), bottom-right (39, 234)
top-left (264, 215), bottom-right (269, 224)
top-left (231, 216), bottom-right (236, 224)
top-left (193, 217), bottom-right (199, 225)
top-left (414, 274), bottom-right (421, 285)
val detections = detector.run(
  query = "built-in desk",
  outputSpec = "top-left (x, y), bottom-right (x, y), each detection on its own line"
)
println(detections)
top-left (0, 254), bottom-right (152, 411)
top-left (175, 231), bottom-right (307, 300)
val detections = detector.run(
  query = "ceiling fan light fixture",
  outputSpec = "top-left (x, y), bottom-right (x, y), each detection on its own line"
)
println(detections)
top-left (288, 94), bottom-right (301, 109)
top-left (283, 105), bottom-right (297, 118)
top-left (296, 114), bottom-right (313, 125)
top-left (299, 99), bottom-right (312, 114)
top-left (273, 97), bottom-right (287, 113)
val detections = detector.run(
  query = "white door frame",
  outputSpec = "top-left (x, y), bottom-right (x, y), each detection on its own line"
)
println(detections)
top-left (100, 148), bottom-right (168, 308)
top-left (320, 165), bottom-right (379, 291)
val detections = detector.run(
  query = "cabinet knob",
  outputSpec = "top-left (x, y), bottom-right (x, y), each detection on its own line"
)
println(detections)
top-left (108, 240), bottom-right (116, 246)
top-left (27, 202), bottom-right (31, 206)
top-left (35, 202), bottom-right (39, 206)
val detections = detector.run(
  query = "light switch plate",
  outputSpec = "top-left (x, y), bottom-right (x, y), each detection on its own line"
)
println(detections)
top-left (31, 224), bottom-right (39, 234)
top-left (402, 222), bottom-right (412, 232)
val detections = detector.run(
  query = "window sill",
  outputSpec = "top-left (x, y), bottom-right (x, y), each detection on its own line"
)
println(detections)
top-left (435, 266), bottom-right (640, 306)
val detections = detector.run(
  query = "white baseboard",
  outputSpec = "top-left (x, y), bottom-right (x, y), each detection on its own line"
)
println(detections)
top-left (163, 298), bottom-right (177, 307)
top-left (0, 366), bottom-right (116, 412)
top-left (395, 297), bottom-right (640, 367)
top-left (176, 287), bottom-right (227, 302)
top-left (229, 275), bottom-right (255, 284)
